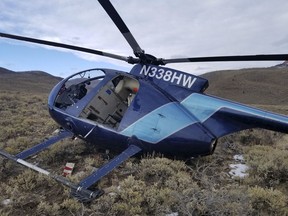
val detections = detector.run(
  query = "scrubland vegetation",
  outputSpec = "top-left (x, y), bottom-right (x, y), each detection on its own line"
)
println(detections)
top-left (0, 80), bottom-right (288, 215)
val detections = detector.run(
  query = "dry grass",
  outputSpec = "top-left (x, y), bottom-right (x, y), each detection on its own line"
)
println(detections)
top-left (202, 67), bottom-right (288, 106)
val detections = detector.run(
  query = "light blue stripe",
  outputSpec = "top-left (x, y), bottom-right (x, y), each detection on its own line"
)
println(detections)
top-left (181, 93), bottom-right (288, 124)
top-left (120, 102), bottom-right (197, 143)
top-left (121, 93), bottom-right (288, 144)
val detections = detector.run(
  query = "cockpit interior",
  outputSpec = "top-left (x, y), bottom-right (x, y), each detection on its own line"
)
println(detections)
top-left (55, 69), bottom-right (139, 129)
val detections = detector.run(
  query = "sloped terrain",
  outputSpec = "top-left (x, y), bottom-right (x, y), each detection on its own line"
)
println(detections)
top-left (0, 67), bottom-right (62, 94)
top-left (0, 67), bottom-right (287, 215)
top-left (202, 67), bottom-right (288, 106)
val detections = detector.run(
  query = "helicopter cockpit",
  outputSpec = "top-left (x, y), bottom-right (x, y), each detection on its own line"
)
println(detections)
top-left (54, 69), bottom-right (105, 109)
top-left (53, 69), bottom-right (139, 129)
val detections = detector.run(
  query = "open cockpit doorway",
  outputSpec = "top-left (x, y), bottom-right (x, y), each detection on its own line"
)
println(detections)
top-left (80, 75), bottom-right (139, 129)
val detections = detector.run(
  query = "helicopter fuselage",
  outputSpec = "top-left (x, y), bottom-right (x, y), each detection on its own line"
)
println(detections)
top-left (48, 64), bottom-right (288, 159)
top-left (48, 65), bottom-right (217, 158)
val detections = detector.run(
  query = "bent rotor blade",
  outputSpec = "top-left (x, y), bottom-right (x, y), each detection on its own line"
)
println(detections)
top-left (98, 0), bottom-right (144, 57)
top-left (0, 32), bottom-right (138, 63)
top-left (161, 54), bottom-right (288, 65)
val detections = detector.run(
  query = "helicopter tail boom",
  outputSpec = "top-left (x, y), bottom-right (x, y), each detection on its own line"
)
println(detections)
top-left (182, 93), bottom-right (288, 138)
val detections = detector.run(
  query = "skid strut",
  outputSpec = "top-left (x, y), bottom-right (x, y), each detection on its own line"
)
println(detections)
top-left (0, 150), bottom-right (103, 201)
top-left (0, 133), bottom-right (142, 202)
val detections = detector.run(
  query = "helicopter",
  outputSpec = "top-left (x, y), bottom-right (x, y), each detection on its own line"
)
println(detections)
top-left (1, 0), bottom-right (288, 202)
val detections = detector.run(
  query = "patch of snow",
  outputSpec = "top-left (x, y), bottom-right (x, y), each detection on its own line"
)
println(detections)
top-left (1, 199), bottom-right (12, 205)
top-left (229, 164), bottom-right (248, 178)
top-left (233, 154), bottom-right (244, 162)
top-left (229, 154), bottom-right (249, 178)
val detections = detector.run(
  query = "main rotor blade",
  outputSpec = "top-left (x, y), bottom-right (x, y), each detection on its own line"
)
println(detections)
top-left (161, 54), bottom-right (288, 65)
top-left (0, 32), bottom-right (139, 63)
top-left (98, 0), bottom-right (144, 57)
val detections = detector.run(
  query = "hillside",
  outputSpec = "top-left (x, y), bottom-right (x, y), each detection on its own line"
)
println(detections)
top-left (202, 67), bottom-right (288, 105)
top-left (0, 67), bottom-right (62, 94)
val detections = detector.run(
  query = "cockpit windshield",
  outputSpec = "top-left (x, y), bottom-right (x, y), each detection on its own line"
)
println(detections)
top-left (55, 69), bottom-right (105, 109)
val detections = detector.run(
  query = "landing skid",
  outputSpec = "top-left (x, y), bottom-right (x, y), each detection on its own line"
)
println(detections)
top-left (0, 130), bottom-right (142, 202)
top-left (71, 188), bottom-right (104, 203)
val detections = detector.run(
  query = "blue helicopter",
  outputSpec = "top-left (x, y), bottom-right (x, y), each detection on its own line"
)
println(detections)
top-left (1, 0), bottom-right (288, 202)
